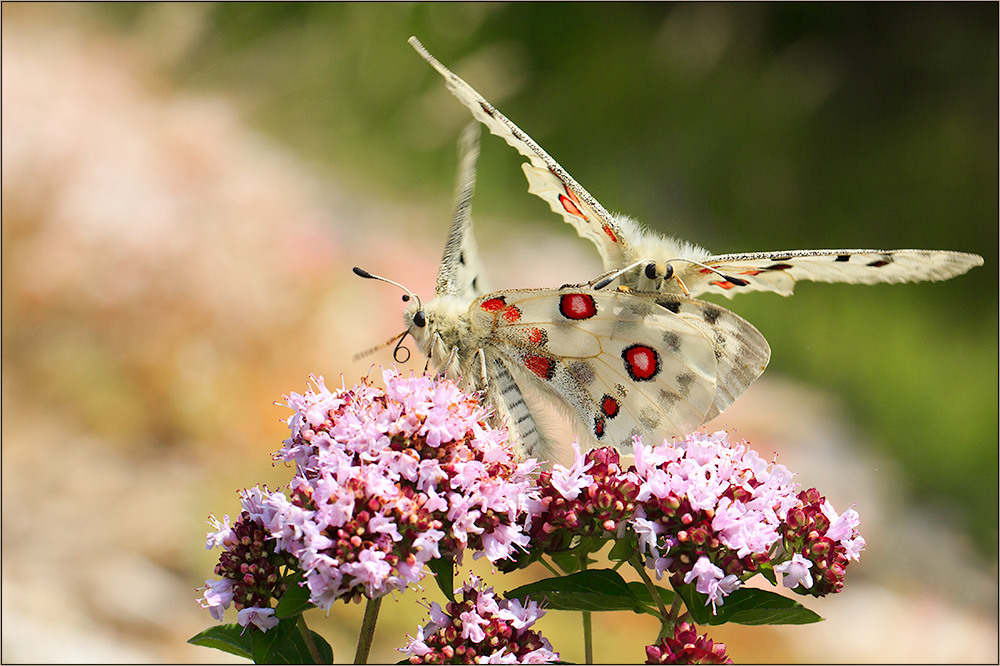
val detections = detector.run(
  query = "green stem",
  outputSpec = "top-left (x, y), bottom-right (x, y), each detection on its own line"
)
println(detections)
top-left (296, 614), bottom-right (324, 664)
top-left (629, 555), bottom-right (674, 640)
top-left (353, 595), bottom-right (383, 664)
top-left (539, 557), bottom-right (561, 578)
top-left (580, 556), bottom-right (593, 665)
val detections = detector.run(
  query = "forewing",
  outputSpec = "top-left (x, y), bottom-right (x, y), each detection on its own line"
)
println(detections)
top-left (409, 37), bottom-right (630, 270)
top-left (435, 122), bottom-right (490, 299)
top-left (675, 249), bottom-right (985, 298)
top-left (469, 288), bottom-right (723, 449)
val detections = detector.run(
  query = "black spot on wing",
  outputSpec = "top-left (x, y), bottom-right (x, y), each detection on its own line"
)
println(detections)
top-left (835, 254), bottom-right (851, 262)
top-left (676, 372), bottom-right (696, 397)
top-left (702, 306), bottom-right (722, 325)
top-left (662, 331), bottom-right (681, 353)
top-left (656, 298), bottom-right (682, 314)
top-left (764, 263), bottom-right (792, 271)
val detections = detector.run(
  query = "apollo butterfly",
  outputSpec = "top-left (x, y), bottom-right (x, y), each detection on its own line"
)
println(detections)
top-left (408, 37), bottom-right (983, 299)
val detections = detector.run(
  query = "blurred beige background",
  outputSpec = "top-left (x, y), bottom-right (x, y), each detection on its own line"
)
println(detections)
top-left (2, 5), bottom-right (996, 663)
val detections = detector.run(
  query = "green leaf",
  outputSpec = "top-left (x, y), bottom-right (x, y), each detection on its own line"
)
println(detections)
top-left (607, 533), bottom-right (637, 562)
top-left (675, 583), bottom-right (824, 627)
top-left (189, 619), bottom-right (333, 664)
top-left (249, 618), bottom-right (286, 663)
top-left (717, 588), bottom-right (824, 626)
top-left (189, 624), bottom-right (254, 661)
top-left (275, 574), bottom-right (314, 619)
top-left (550, 550), bottom-right (581, 574)
top-left (253, 617), bottom-right (335, 664)
top-left (505, 569), bottom-right (646, 613)
top-left (428, 555), bottom-right (455, 602)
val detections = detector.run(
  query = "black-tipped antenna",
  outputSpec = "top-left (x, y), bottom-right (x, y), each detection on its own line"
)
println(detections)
top-left (353, 266), bottom-right (423, 310)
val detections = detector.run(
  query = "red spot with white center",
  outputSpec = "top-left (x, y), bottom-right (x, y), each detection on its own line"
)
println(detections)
top-left (600, 395), bottom-right (620, 418)
top-left (524, 354), bottom-right (556, 380)
top-left (622, 344), bottom-right (660, 382)
top-left (559, 293), bottom-right (598, 320)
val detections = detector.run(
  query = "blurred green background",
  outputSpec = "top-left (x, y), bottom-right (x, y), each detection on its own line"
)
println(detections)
top-left (100, 1), bottom-right (996, 553)
top-left (3, 3), bottom-right (996, 662)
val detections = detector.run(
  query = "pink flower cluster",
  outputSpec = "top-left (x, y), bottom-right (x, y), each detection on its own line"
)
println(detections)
top-left (198, 487), bottom-right (289, 632)
top-left (644, 622), bottom-right (732, 664)
top-left (519, 431), bottom-right (865, 613)
top-left (401, 575), bottom-right (559, 664)
top-left (264, 369), bottom-right (538, 608)
top-left (630, 430), bottom-right (803, 609)
top-left (777, 487), bottom-right (865, 596)
top-left (526, 443), bottom-right (639, 551)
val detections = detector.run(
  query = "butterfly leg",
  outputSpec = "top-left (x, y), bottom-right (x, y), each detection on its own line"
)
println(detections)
top-left (474, 347), bottom-right (489, 389)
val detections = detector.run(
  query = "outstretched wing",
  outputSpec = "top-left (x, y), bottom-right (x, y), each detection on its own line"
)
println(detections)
top-left (435, 121), bottom-right (490, 300)
top-left (410, 37), bottom-right (631, 271)
top-left (675, 248), bottom-right (986, 298)
top-left (469, 287), bottom-right (768, 449)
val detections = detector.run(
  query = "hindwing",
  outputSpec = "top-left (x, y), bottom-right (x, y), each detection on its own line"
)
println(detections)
top-left (468, 288), bottom-right (768, 449)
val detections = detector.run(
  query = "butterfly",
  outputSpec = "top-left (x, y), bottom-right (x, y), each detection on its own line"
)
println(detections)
top-left (356, 122), bottom-right (769, 460)
top-left (408, 37), bottom-right (984, 299)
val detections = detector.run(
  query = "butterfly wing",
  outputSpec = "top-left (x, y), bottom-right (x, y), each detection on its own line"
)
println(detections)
top-left (435, 122), bottom-right (490, 300)
top-left (409, 37), bottom-right (631, 271)
top-left (673, 248), bottom-right (986, 298)
top-left (468, 288), bottom-right (768, 449)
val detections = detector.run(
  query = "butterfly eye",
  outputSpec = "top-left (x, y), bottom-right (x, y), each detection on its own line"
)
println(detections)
top-left (644, 262), bottom-right (658, 280)
top-left (663, 264), bottom-right (674, 281)
top-left (413, 310), bottom-right (427, 328)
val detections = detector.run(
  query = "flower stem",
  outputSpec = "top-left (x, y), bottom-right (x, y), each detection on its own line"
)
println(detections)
top-left (353, 595), bottom-right (382, 664)
top-left (580, 556), bottom-right (593, 664)
top-left (296, 614), bottom-right (324, 664)
top-left (630, 555), bottom-right (674, 640)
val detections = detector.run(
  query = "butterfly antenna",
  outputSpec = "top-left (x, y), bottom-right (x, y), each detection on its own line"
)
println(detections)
top-left (352, 329), bottom-right (411, 363)
top-left (352, 266), bottom-right (424, 311)
top-left (672, 259), bottom-right (750, 289)
top-left (353, 266), bottom-right (423, 363)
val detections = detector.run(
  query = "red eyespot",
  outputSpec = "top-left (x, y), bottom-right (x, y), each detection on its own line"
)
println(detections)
top-left (622, 344), bottom-right (660, 382)
top-left (710, 280), bottom-right (737, 290)
top-left (528, 327), bottom-right (546, 346)
top-left (559, 293), bottom-right (598, 320)
top-left (501, 305), bottom-right (522, 324)
top-left (480, 297), bottom-right (506, 312)
top-left (524, 354), bottom-right (556, 380)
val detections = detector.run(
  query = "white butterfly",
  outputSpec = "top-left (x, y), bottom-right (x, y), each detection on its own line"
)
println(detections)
top-left (408, 37), bottom-right (984, 299)
top-left (356, 123), bottom-right (769, 459)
